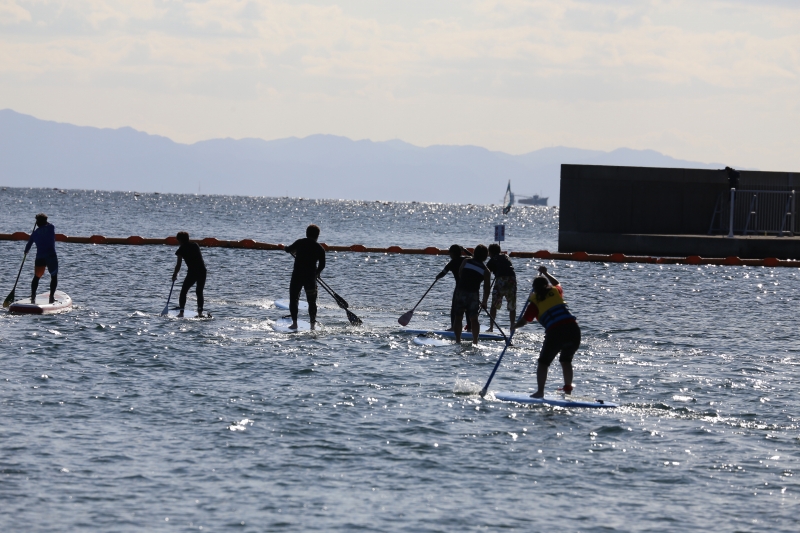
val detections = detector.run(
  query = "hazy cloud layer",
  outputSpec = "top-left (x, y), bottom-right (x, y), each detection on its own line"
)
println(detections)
top-left (1, 1), bottom-right (798, 171)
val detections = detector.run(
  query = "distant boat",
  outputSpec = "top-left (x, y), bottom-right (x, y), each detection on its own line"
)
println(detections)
top-left (502, 180), bottom-right (514, 214)
top-left (517, 194), bottom-right (548, 206)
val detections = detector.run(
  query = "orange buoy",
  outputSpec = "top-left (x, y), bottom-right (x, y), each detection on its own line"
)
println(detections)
top-left (127, 236), bottom-right (145, 245)
top-left (350, 244), bottom-right (367, 252)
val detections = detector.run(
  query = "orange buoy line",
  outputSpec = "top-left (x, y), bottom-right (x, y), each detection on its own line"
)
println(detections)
top-left (1, 232), bottom-right (799, 268)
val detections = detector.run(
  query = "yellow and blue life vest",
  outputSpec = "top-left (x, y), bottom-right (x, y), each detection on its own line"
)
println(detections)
top-left (530, 288), bottom-right (576, 331)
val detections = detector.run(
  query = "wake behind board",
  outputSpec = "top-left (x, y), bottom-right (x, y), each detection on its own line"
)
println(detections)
top-left (8, 291), bottom-right (72, 315)
top-left (272, 317), bottom-right (314, 333)
top-left (494, 391), bottom-right (617, 409)
top-left (402, 328), bottom-right (505, 342)
top-left (413, 336), bottom-right (453, 347)
top-left (274, 299), bottom-right (308, 311)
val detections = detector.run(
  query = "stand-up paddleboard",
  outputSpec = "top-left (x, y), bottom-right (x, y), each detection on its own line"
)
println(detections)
top-left (413, 336), bottom-right (453, 347)
top-left (401, 328), bottom-right (505, 342)
top-left (274, 299), bottom-right (308, 311)
top-left (8, 291), bottom-right (72, 315)
top-left (166, 309), bottom-right (212, 319)
top-left (271, 317), bottom-right (317, 333)
top-left (494, 391), bottom-right (617, 409)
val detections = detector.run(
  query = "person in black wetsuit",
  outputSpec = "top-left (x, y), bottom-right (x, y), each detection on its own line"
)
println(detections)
top-left (454, 244), bottom-right (491, 344)
top-left (436, 244), bottom-right (469, 331)
top-left (25, 213), bottom-right (59, 304)
top-left (172, 231), bottom-right (207, 318)
top-left (285, 224), bottom-right (326, 330)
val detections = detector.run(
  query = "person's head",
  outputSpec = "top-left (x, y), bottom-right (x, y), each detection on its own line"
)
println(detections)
top-left (35, 213), bottom-right (48, 227)
top-left (306, 224), bottom-right (321, 240)
top-left (533, 276), bottom-right (550, 300)
top-left (176, 231), bottom-right (190, 244)
top-left (473, 244), bottom-right (488, 262)
top-left (448, 244), bottom-right (462, 260)
top-left (488, 243), bottom-right (501, 257)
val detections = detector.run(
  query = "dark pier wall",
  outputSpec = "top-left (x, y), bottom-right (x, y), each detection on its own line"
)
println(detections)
top-left (558, 165), bottom-right (800, 259)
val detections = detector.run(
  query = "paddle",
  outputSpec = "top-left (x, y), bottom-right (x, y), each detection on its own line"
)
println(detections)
top-left (287, 251), bottom-right (362, 326)
top-left (398, 278), bottom-right (437, 326)
top-left (160, 279), bottom-right (176, 316)
top-left (317, 275), bottom-right (363, 326)
top-left (478, 289), bottom-right (534, 398)
top-left (3, 222), bottom-right (37, 308)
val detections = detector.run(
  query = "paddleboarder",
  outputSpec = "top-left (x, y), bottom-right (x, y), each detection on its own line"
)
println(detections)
top-left (436, 244), bottom-right (470, 331)
top-left (172, 232), bottom-right (207, 318)
top-left (453, 244), bottom-right (491, 344)
top-left (285, 224), bottom-right (326, 330)
top-left (24, 213), bottom-right (59, 304)
top-left (515, 266), bottom-right (580, 397)
top-left (486, 244), bottom-right (517, 334)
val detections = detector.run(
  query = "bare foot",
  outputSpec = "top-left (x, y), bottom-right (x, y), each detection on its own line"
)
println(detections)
top-left (288, 322), bottom-right (298, 330)
top-left (530, 391), bottom-right (544, 399)
top-left (177, 311), bottom-right (184, 318)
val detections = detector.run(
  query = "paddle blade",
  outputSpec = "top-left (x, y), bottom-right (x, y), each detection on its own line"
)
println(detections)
top-left (3, 289), bottom-right (14, 308)
top-left (346, 309), bottom-right (363, 326)
top-left (398, 310), bottom-right (413, 326)
top-left (479, 387), bottom-right (488, 398)
top-left (160, 304), bottom-right (169, 317)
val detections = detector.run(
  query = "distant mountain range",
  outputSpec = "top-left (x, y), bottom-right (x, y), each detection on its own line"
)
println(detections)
top-left (0, 109), bottom-right (727, 205)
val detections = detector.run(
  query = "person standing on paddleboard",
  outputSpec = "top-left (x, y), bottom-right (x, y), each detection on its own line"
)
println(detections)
top-left (486, 244), bottom-right (517, 334)
top-left (454, 244), bottom-right (491, 344)
top-left (25, 213), bottom-right (59, 304)
top-left (436, 244), bottom-right (470, 332)
top-left (285, 224), bottom-right (325, 331)
top-left (515, 266), bottom-right (580, 398)
top-left (172, 232), bottom-right (207, 318)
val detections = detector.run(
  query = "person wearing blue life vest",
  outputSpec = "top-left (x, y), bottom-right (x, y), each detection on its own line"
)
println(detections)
top-left (515, 266), bottom-right (581, 398)
top-left (453, 244), bottom-right (491, 344)
top-left (24, 213), bottom-right (59, 304)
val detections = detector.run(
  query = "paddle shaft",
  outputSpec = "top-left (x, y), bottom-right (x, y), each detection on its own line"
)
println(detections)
top-left (410, 279), bottom-right (437, 312)
top-left (161, 279), bottom-right (176, 315)
top-left (3, 222), bottom-right (37, 307)
top-left (287, 251), bottom-right (361, 325)
top-left (479, 290), bottom-right (534, 398)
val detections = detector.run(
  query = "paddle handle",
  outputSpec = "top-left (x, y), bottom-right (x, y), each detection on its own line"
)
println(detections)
top-left (479, 290), bottom-right (534, 398)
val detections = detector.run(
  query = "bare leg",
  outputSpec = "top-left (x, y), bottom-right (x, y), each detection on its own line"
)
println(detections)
top-left (509, 309), bottom-right (515, 333)
top-left (469, 315), bottom-right (480, 345)
top-left (561, 360), bottom-right (573, 394)
top-left (488, 305), bottom-right (497, 332)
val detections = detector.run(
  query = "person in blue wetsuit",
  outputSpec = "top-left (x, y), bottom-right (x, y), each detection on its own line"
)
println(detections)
top-left (453, 244), bottom-right (491, 345)
top-left (515, 266), bottom-right (581, 398)
top-left (172, 232), bottom-right (208, 317)
top-left (25, 213), bottom-right (59, 304)
top-left (285, 224), bottom-right (326, 330)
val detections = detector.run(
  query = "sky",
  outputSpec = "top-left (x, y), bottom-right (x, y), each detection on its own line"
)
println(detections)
top-left (1, 0), bottom-right (799, 170)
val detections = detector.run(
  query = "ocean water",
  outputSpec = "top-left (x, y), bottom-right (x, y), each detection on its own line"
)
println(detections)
top-left (1, 188), bottom-right (798, 532)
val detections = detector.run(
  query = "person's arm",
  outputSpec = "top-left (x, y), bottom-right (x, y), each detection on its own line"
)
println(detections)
top-left (481, 268), bottom-right (491, 308)
top-left (436, 262), bottom-right (450, 280)
top-left (24, 229), bottom-right (35, 254)
top-left (515, 302), bottom-right (538, 329)
top-left (538, 266), bottom-right (559, 286)
top-left (285, 240), bottom-right (298, 255)
top-left (317, 248), bottom-right (326, 276)
top-left (172, 256), bottom-right (182, 281)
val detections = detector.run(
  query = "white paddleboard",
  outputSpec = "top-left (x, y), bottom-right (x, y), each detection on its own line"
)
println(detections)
top-left (274, 299), bottom-right (309, 311)
top-left (494, 391), bottom-right (617, 409)
top-left (413, 336), bottom-right (453, 347)
top-left (402, 327), bottom-right (505, 341)
top-left (8, 291), bottom-right (72, 315)
top-left (166, 309), bottom-right (208, 319)
top-left (271, 317), bottom-right (315, 333)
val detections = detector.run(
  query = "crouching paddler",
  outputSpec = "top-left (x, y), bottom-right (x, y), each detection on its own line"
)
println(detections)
top-left (515, 266), bottom-right (581, 398)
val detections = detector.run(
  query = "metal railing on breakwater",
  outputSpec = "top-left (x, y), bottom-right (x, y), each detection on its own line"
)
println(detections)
top-left (2, 232), bottom-right (799, 268)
